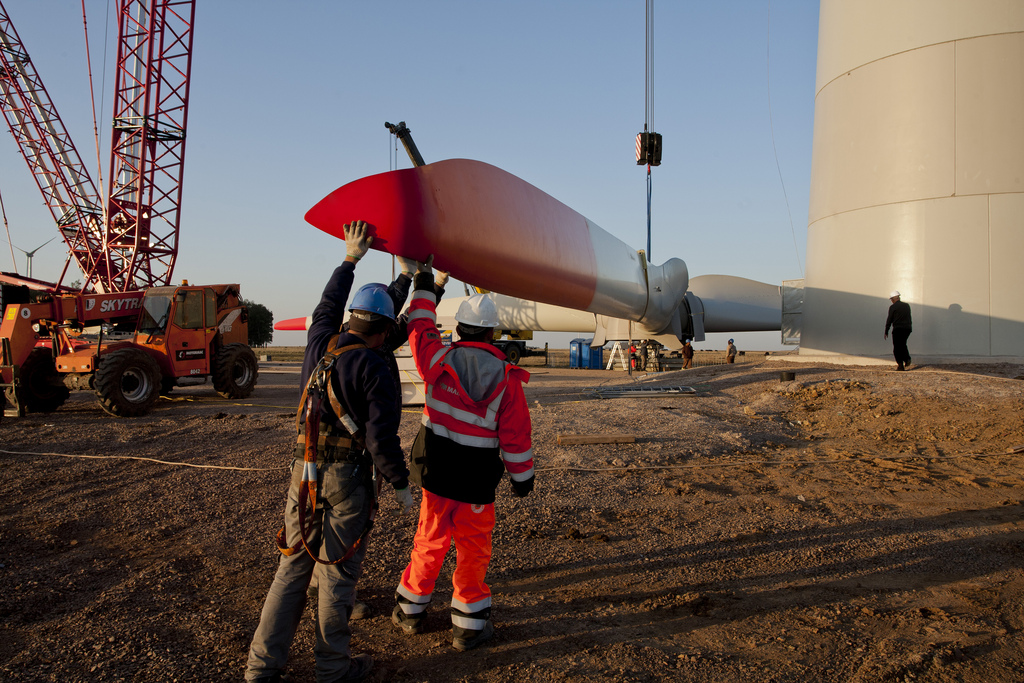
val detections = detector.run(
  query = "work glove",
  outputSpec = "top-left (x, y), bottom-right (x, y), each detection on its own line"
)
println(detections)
top-left (395, 486), bottom-right (415, 515)
top-left (417, 254), bottom-right (434, 274)
top-left (396, 255), bottom-right (417, 275)
top-left (510, 475), bottom-right (535, 498)
top-left (344, 220), bottom-right (372, 261)
top-left (435, 270), bottom-right (450, 288)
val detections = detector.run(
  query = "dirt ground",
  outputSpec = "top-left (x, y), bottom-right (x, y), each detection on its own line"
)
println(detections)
top-left (2, 352), bottom-right (1023, 682)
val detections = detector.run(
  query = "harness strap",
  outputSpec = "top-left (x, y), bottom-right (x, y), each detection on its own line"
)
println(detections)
top-left (295, 434), bottom-right (358, 448)
top-left (292, 335), bottom-right (367, 444)
top-left (276, 334), bottom-right (378, 564)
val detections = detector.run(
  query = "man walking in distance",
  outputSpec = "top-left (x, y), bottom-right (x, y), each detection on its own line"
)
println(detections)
top-left (681, 339), bottom-right (694, 369)
top-left (726, 339), bottom-right (737, 364)
top-left (884, 290), bottom-right (913, 371)
top-left (391, 257), bottom-right (535, 651)
top-left (246, 221), bottom-right (414, 683)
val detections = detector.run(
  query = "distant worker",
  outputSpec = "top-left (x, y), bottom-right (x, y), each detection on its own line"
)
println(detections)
top-left (726, 339), bottom-right (737, 364)
top-left (639, 340), bottom-right (649, 371)
top-left (884, 290), bottom-right (913, 371)
top-left (648, 341), bottom-right (662, 372)
top-left (391, 256), bottom-right (535, 652)
top-left (681, 339), bottom-right (694, 369)
top-left (245, 221), bottom-right (413, 683)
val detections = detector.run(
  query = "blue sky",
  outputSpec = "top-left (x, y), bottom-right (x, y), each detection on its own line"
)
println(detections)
top-left (0, 1), bottom-right (819, 350)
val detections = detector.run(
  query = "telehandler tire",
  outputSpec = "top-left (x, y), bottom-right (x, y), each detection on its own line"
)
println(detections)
top-left (20, 348), bottom-right (70, 413)
top-left (94, 348), bottom-right (161, 417)
top-left (213, 344), bottom-right (258, 399)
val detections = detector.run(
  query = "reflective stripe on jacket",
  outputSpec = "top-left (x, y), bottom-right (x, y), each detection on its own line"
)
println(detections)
top-left (407, 280), bottom-right (533, 504)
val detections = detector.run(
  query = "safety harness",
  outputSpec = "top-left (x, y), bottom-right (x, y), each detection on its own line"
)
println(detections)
top-left (275, 335), bottom-right (381, 564)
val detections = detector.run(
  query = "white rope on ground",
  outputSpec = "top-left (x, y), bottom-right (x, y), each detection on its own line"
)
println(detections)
top-left (535, 448), bottom-right (1021, 474)
top-left (4, 445), bottom-right (1018, 476)
top-left (0, 449), bottom-right (285, 472)
top-left (158, 395), bottom-right (297, 410)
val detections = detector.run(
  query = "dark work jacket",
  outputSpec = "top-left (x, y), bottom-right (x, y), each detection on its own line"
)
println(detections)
top-left (885, 301), bottom-right (913, 334)
top-left (301, 261), bottom-right (409, 491)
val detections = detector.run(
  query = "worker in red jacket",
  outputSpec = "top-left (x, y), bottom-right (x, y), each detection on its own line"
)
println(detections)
top-left (391, 257), bottom-right (534, 651)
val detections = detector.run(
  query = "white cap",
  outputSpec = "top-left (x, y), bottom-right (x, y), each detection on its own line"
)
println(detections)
top-left (455, 293), bottom-right (499, 328)
top-left (889, 290), bottom-right (901, 298)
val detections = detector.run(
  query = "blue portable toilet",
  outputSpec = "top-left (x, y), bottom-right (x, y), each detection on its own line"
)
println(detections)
top-left (581, 337), bottom-right (598, 368)
top-left (572, 338), bottom-right (604, 369)
top-left (569, 338), bottom-right (586, 369)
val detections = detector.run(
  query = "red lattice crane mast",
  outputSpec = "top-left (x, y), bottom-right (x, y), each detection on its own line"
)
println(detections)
top-left (0, 0), bottom-right (195, 293)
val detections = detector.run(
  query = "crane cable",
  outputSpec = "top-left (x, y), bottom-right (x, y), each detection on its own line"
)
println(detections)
top-left (80, 0), bottom-right (108, 230)
top-left (389, 128), bottom-right (399, 280)
top-left (643, 0), bottom-right (655, 262)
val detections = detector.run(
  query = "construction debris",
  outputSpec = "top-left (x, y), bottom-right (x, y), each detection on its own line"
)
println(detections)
top-left (592, 385), bottom-right (696, 399)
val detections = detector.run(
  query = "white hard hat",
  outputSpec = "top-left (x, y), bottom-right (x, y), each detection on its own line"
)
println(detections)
top-left (455, 293), bottom-right (499, 328)
top-left (890, 290), bottom-right (901, 298)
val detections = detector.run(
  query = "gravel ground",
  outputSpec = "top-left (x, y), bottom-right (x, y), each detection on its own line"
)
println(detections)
top-left (2, 355), bottom-right (1023, 682)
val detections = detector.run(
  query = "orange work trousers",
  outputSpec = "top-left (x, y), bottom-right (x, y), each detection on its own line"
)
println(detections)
top-left (398, 489), bottom-right (495, 612)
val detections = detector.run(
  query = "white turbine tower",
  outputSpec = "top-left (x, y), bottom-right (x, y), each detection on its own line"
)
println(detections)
top-left (802, 0), bottom-right (1024, 360)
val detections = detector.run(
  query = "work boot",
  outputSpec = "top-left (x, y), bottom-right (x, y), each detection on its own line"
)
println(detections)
top-left (350, 601), bottom-right (370, 621)
top-left (258, 674), bottom-right (293, 683)
top-left (452, 619), bottom-right (494, 651)
top-left (334, 654), bottom-right (373, 682)
top-left (391, 604), bottom-right (425, 635)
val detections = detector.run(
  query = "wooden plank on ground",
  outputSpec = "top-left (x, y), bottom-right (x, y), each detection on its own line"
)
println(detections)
top-left (557, 433), bottom-right (636, 445)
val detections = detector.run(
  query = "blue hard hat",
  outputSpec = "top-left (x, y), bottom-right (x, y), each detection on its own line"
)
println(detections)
top-left (728, 339), bottom-right (734, 343)
top-left (348, 283), bottom-right (396, 321)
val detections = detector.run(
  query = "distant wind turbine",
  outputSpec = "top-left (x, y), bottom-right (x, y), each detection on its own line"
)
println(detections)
top-left (13, 237), bottom-right (56, 278)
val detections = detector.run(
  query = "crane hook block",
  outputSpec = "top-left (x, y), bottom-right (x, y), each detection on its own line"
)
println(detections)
top-left (635, 132), bottom-right (663, 166)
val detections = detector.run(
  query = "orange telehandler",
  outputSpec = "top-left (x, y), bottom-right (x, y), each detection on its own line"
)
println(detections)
top-left (1, 280), bottom-right (257, 417)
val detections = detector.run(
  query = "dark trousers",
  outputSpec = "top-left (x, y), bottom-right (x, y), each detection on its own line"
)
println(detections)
top-left (891, 328), bottom-right (911, 366)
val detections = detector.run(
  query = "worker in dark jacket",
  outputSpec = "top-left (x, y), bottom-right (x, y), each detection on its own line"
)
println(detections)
top-left (681, 339), bottom-right (694, 369)
top-left (328, 259), bottom-right (448, 622)
top-left (884, 290), bottom-right (913, 371)
top-left (246, 221), bottom-right (412, 683)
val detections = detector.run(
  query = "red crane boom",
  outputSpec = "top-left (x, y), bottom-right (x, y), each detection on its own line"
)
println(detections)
top-left (0, 0), bottom-right (195, 293)
top-left (0, 2), bottom-right (108, 290)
